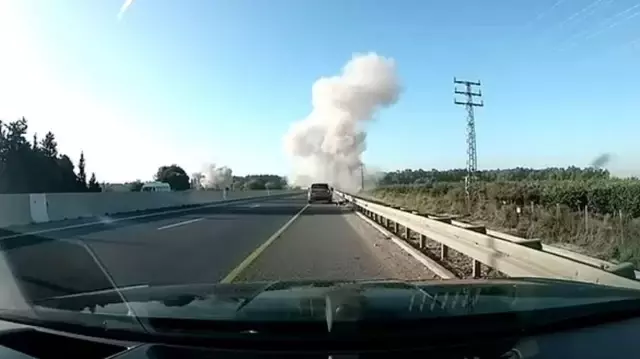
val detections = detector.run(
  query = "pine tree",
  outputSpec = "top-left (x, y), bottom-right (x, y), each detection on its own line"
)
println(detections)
top-left (77, 151), bottom-right (87, 191)
top-left (41, 132), bottom-right (58, 158)
top-left (32, 133), bottom-right (39, 151)
top-left (88, 172), bottom-right (101, 192)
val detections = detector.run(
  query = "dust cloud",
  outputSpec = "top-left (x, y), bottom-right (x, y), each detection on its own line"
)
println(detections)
top-left (283, 53), bottom-right (401, 192)
top-left (199, 164), bottom-right (233, 189)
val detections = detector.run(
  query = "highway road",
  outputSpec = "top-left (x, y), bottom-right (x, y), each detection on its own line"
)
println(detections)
top-left (0, 194), bottom-right (435, 302)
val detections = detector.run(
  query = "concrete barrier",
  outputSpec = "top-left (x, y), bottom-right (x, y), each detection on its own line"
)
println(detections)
top-left (0, 190), bottom-right (300, 227)
top-left (0, 195), bottom-right (32, 227)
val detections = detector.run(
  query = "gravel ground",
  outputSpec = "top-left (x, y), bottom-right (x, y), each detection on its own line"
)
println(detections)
top-left (342, 212), bottom-right (438, 281)
top-left (372, 219), bottom-right (508, 279)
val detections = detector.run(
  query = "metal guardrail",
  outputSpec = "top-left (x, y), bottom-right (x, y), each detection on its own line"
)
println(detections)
top-left (335, 190), bottom-right (640, 290)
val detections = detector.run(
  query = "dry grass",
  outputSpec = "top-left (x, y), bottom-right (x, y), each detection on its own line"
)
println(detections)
top-left (368, 189), bottom-right (640, 267)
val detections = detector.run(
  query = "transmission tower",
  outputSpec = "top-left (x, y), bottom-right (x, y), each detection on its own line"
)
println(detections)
top-left (454, 78), bottom-right (483, 198)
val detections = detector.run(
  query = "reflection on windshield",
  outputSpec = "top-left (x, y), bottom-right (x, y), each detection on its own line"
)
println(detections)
top-left (0, 1), bottom-right (638, 345)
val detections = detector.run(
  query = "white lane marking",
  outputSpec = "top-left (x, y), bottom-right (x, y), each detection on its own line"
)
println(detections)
top-left (157, 218), bottom-right (204, 231)
top-left (220, 204), bottom-right (309, 283)
top-left (0, 194), bottom-right (305, 240)
top-left (249, 204), bottom-right (261, 208)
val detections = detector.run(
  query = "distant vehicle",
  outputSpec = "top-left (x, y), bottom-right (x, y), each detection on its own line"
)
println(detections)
top-left (141, 182), bottom-right (171, 192)
top-left (308, 183), bottom-right (332, 203)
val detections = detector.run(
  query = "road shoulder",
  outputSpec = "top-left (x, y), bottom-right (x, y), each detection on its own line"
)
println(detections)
top-left (235, 204), bottom-right (437, 282)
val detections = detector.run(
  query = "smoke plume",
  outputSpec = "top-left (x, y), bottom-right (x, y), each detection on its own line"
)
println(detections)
top-left (591, 153), bottom-right (612, 169)
top-left (283, 53), bottom-right (401, 191)
top-left (118, 0), bottom-right (135, 19)
top-left (200, 164), bottom-right (233, 189)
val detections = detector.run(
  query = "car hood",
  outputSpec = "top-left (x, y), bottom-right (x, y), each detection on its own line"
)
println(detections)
top-left (31, 278), bottom-right (640, 325)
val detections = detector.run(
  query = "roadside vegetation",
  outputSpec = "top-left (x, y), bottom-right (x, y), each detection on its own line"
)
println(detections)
top-left (0, 118), bottom-right (101, 193)
top-left (0, 117), bottom-right (288, 193)
top-left (368, 168), bottom-right (640, 267)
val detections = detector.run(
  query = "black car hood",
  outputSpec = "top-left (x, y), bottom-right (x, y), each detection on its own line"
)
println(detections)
top-left (31, 278), bottom-right (640, 326)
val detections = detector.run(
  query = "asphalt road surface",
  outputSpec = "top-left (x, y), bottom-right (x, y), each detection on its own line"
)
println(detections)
top-left (0, 194), bottom-right (435, 301)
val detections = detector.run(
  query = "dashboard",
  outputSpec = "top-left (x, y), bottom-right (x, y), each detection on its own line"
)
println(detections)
top-left (0, 315), bottom-right (638, 358)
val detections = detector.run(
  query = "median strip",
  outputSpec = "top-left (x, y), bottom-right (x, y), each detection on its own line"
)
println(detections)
top-left (0, 193), bottom-right (301, 240)
top-left (220, 204), bottom-right (309, 283)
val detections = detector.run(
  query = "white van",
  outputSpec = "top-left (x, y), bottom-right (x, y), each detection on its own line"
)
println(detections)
top-left (141, 182), bottom-right (172, 192)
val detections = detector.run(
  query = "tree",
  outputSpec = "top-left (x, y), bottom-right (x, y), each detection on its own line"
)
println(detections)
top-left (243, 179), bottom-right (265, 190)
top-left (265, 181), bottom-right (283, 190)
top-left (77, 151), bottom-right (87, 191)
top-left (232, 174), bottom-right (287, 190)
top-left (32, 133), bottom-right (39, 151)
top-left (0, 117), bottom-right (86, 194)
top-left (41, 131), bottom-right (58, 158)
top-left (88, 172), bottom-right (101, 192)
top-left (128, 180), bottom-right (144, 192)
top-left (155, 164), bottom-right (190, 191)
top-left (5, 117), bottom-right (29, 152)
top-left (56, 155), bottom-right (78, 192)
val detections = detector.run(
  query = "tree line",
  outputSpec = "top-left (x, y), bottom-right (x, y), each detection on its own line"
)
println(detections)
top-left (0, 117), bottom-right (289, 194)
top-left (126, 166), bottom-right (288, 192)
top-left (232, 174), bottom-right (288, 190)
top-left (376, 179), bottom-right (640, 218)
top-left (378, 166), bottom-right (611, 185)
top-left (0, 118), bottom-right (101, 194)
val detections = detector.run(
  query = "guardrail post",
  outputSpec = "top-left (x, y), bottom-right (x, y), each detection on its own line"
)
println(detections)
top-left (440, 244), bottom-right (448, 260)
top-left (419, 234), bottom-right (427, 249)
top-left (393, 221), bottom-right (399, 234)
top-left (472, 260), bottom-right (482, 278)
top-left (404, 227), bottom-right (411, 240)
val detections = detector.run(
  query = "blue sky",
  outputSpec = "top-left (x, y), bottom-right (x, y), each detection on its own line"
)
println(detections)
top-left (1, 0), bottom-right (639, 182)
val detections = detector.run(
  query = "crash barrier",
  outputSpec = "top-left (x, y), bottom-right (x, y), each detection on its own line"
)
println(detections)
top-left (335, 190), bottom-right (640, 290)
top-left (0, 190), bottom-right (302, 228)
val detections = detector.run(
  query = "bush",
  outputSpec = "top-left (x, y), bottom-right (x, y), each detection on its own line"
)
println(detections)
top-left (372, 179), bottom-right (640, 217)
top-left (368, 180), bottom-right (640, 267)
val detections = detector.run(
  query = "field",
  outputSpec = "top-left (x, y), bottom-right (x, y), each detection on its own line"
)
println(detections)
top-left (366, 179), bottom-right (640, 267)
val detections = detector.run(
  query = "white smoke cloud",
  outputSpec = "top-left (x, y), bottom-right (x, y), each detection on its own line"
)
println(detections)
top-left (118, 0), bottom-right (135, 19)
top-left (362, 165), bottom-right (387, 190)
top-left (200, 164), bottom-right (233, 189)
top-left (283, 53), bottom-right (401, 192)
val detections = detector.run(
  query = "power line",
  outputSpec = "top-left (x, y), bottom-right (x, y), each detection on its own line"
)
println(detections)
top-left (531, 0), bottom-right (610, 45)
top-left (584, 2), bottom-right (640, 40)
top-left (556, 0), bottom-right (609, 29)
top-left (533, 0), bottom-right (569, 22)
top-left (564, 1), bottom-right (640, 46)
top-left (454, 78), bottom-right (483, 200)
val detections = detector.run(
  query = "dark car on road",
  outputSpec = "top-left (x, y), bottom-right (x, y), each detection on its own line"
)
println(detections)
top-left (308, 183), bottom-right (332, 203)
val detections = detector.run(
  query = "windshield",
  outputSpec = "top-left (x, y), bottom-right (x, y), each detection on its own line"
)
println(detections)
top-left (0, 0), bottom-right (639, 340)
